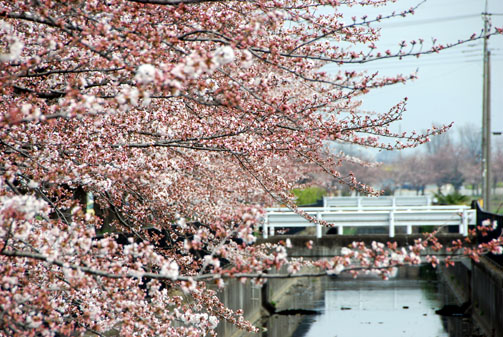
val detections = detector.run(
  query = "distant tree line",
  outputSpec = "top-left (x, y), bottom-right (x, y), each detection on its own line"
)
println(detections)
top-left (313, 125), bottom-right (503, 197)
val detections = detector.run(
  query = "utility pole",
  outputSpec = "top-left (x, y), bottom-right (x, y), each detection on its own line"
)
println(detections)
top-left (481, 1), bottom-right (492, 211)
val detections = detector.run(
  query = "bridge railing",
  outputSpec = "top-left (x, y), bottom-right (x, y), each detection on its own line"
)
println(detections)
top-left (266, 205), bottom-right (467, 213)
top-left (322, 196), bottom-right (432, 209)
top-left (263, 206), bottom-right (475, 239)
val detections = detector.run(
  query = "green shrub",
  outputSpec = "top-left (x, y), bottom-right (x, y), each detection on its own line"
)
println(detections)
top-left (434, 192), bottom-right (470, 205)
top-left (343, 227), bottom-right (358, 235)
top-left (292, 186), bottom-right (326, 206)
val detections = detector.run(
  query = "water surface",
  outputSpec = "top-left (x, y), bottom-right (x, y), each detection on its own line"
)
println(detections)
top-left (238, 266), bottom-right (479, 337)
top-left (292, 276), bottom-right (448, 337)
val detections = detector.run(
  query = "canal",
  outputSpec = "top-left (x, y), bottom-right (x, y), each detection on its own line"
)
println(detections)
top-left (240, 266), bottom-right (484, 337)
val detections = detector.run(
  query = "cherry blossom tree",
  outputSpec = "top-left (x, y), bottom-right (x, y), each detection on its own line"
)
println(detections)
top-left (457, 125), bottom-right (481, 195)
top-left (425, 136), bottom-right (465, 193)
top-left (393, 152), bottom-right (431, 195)
top-left (1, 0), bottom-right (502, 336)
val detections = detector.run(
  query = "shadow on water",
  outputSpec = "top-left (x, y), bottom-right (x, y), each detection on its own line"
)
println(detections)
top-left (248, 266), bottom-right (485, 337)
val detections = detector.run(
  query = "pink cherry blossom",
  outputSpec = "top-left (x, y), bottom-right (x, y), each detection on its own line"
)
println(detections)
top-left (0, 0), bottom-right (501, 336)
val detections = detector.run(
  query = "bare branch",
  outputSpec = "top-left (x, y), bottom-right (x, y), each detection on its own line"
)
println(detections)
top-left (1, 248), bottom-right (470, 283)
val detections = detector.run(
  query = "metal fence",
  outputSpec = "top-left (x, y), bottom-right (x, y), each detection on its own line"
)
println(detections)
top-left (474, 201), bottom-right (503, 266)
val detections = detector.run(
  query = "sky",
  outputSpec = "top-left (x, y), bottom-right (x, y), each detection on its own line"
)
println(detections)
top-left (323, 0), bottom-right (503, 154)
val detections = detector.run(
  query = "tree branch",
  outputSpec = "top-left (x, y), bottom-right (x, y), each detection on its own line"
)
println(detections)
top-left (0, 248), bottom-right (470, 283)
top-left (128, 0), bottom-right (231, 5)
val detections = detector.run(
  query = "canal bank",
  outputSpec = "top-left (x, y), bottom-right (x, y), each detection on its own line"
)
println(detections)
top-left (215, 258), bottom-right (503, 337)
top-left (440, 256), bottom-right (503, 337)
top-left (214, 268), bottom-right (320, 337)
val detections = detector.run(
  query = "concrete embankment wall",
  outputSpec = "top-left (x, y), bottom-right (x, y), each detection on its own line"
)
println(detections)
top-left (214, 271), bottom-right (303, 337)
top-left (440, 257), bottom-right (503, 337)
top-left (214, 277), bottom-right (263, 337)
top-left (472, 258), bottom-right (503, 336)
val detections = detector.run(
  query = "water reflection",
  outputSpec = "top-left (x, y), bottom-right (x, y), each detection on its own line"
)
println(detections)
top-left (285, 267), bottom-right (477, 337)
top-left (237, 266), bottom-right (482, 337)
top-left (293, 277), bottom-right (447, 336)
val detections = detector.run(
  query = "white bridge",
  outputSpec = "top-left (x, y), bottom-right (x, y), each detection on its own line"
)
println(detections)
top-left (264, 196), bottom-right (475, 238)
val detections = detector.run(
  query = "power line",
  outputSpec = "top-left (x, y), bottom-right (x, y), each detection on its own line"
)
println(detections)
top-left (377, 14), bottom-right (480, 28)
top-left (328, 55), bottom-right (503, 72)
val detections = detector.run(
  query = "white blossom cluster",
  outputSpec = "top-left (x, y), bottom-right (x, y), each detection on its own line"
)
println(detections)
top-left (174, 309), bottom-right (219, 330)
top-left (20, 104), bottom-right (42, 120)
top-left (170, 46), bottom-right (236, 82)
top-left (0, 21), bottom-right (24, 62)
top-left (131, 46), bottom-right (239, 98)
top-left (482, 219), bottom-right (498, 230)
top-left (212, 46), bottom-right (235, 66)
top-left (160, 260), bottom-right (179, 280)
top-left (135, 64), bottom-right (158, 84)
top-left (275, 245), bottom-right (287, 261)
top-left (202, 255), bottom-right (220, 269)
top-left (0, 195), bottom-right (48, 220)
top-left (116, 85), bottom-right (140, 109)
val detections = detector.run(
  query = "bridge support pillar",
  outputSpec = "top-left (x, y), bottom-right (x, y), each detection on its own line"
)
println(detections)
top-left (460, 209), bottom-right (468, 235)
top-left (316, 212), bottom-right (322, 238)
top-left (389, 211), bottom-right (395, 237)
top-left (338, 224), bottom-right (343, 235)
